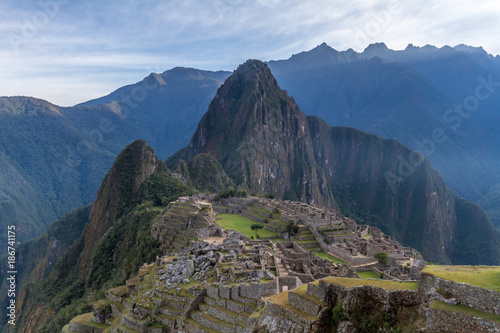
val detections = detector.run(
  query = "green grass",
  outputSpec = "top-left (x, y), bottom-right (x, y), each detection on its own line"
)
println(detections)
top-left (185, 317), bottom-right (219, 333)
top-left (217, 214), bottom-right (277, 238)
top-left (248, 206), bottom-right (271, 214)
top-left (71, 312), bottom-right (110, 329)
top-left (61, 325), bottom-right (78, 333)
top-left (358, 271), bottom-right (381, 279)
top-left (423, 265), bottom-right (500, 292)
top-left (268, 292), bottom-right (318, 321)
top-left (290, 285), bottom-right (325, 305)
top-left (315, 251), bottom-right (348, 265)
top-left (322, 276), bottom-right (418, 291)
top-left (430, 300), bottom-right (500, 323)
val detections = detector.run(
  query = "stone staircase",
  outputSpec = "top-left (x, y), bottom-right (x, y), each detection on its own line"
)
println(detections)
top-left (274, 247), bottom-right (288, 278)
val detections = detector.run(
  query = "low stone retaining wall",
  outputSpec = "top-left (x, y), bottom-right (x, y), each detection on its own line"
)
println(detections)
top-left (419, 273), bottom-right (500, 315)
top-left (265, 300), bottom-right (313, 329)
top-left (288, 291), bottom-right (322, 316)
top-left (427, 307), bottom-right (500, 332)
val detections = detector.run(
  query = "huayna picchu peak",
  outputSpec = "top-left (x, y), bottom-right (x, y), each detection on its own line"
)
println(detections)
top-left (169, 59), bottom-right (336, 209)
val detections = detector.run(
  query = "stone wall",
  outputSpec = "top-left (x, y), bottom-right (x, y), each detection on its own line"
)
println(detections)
top-left (288, 291), bottom-right (322, 316)
top-left (328, 245), bottom-right (375, 265)
top-left (427, 307), bottom-right (500, 332)
top-left (309, 226), bottom-right (329, 252)
top-left (419, 273), bottom-right (500, 315)
top-left (278, 242), bottom-right (309, 260)
top-left (261, 279), bottom-right (279, 297)
top-left (279, 276), bottom-right (301, 292)
top-left (264, 300), bottom-right (313, 329)
top-left (316, 279), bottom-right (419, 309)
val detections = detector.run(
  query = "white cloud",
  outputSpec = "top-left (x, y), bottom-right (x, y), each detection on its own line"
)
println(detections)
top-left (1, 0), bottom-right (499, 105)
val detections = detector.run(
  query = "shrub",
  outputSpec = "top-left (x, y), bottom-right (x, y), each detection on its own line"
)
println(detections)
top-left (374, 252), bottom-right (389, 266)
top-left (251, 223), bottom-right (264, 238)
top-left (214, 187), bottom-right (248, 201)
top-left (285, 222), bottom-right (299, 237)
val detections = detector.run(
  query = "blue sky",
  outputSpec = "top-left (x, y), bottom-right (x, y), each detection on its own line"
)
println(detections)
top-left (1, 0), bottom-right (500, 106)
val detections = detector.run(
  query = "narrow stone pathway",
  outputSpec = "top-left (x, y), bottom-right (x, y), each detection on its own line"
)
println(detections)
top-left (274, 247), bottom-right (289, 277)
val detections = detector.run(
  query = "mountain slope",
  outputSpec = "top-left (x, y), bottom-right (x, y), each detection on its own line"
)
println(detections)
top-left (169, 59), bottom-right (500, 265)
top-left (2, 140), bottom-right (192, 332)
top-left (80, 67), bottom-right (231, 158)
top-left (172, 153), bottom-right (235, 193)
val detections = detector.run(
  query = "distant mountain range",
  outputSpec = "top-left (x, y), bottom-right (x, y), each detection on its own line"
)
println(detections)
top-left (1, 42), bottom-right (500, 252)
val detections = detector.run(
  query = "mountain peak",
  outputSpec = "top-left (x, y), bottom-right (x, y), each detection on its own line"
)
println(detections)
top-left (231, 59), bottom-right (275, 84)
top-left (80, 139), bottom-right (162, 268)
top-left (364, 42), bottom-right (389, 53)
top-left (168, 59), bottom-right (331, 205)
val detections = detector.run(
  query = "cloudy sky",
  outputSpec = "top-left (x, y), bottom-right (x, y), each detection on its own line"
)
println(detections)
top-left (1, 0), bottom-right (500, 106)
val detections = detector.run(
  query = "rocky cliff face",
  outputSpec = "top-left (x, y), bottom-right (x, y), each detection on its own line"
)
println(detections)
top-left (168, 60), bottom-right (500, 265)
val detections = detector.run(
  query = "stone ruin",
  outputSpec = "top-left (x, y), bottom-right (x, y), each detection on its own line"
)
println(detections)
top-left (213, 196), bottom-right (423, 282)
top-left (63, 195), bottom-right (432, 333)
top-left (151, 198), bottom-right (223, 253)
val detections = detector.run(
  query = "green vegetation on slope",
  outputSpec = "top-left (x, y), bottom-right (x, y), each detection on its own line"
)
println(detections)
top-left (450, 197), bottom-right (500, 265)
top-left (478, 190), bottom-right (500, 232)
top-left (7, 141), bottom-right (193, 332)
top-left (357, 271), bottom-right (382, 279)
top-left (173, 154), bottom-right (235, 193)
top-left (0, 205), bottom-right (92, 326)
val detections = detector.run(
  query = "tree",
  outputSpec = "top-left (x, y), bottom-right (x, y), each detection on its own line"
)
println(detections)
top-left (250, 223), bottom-right (264, 238)
top-left (374, 252), bottom-right (389, 266)
top-left (285, 221), bottom-right (299, 237)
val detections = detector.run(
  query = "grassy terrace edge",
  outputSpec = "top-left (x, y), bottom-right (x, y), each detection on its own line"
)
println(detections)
top-left (430, 300), bottom-right (500, 324)
top-left (423, 265), bottom-right (500, 292)
top-left (321, 276), bottom-right (418, 290)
